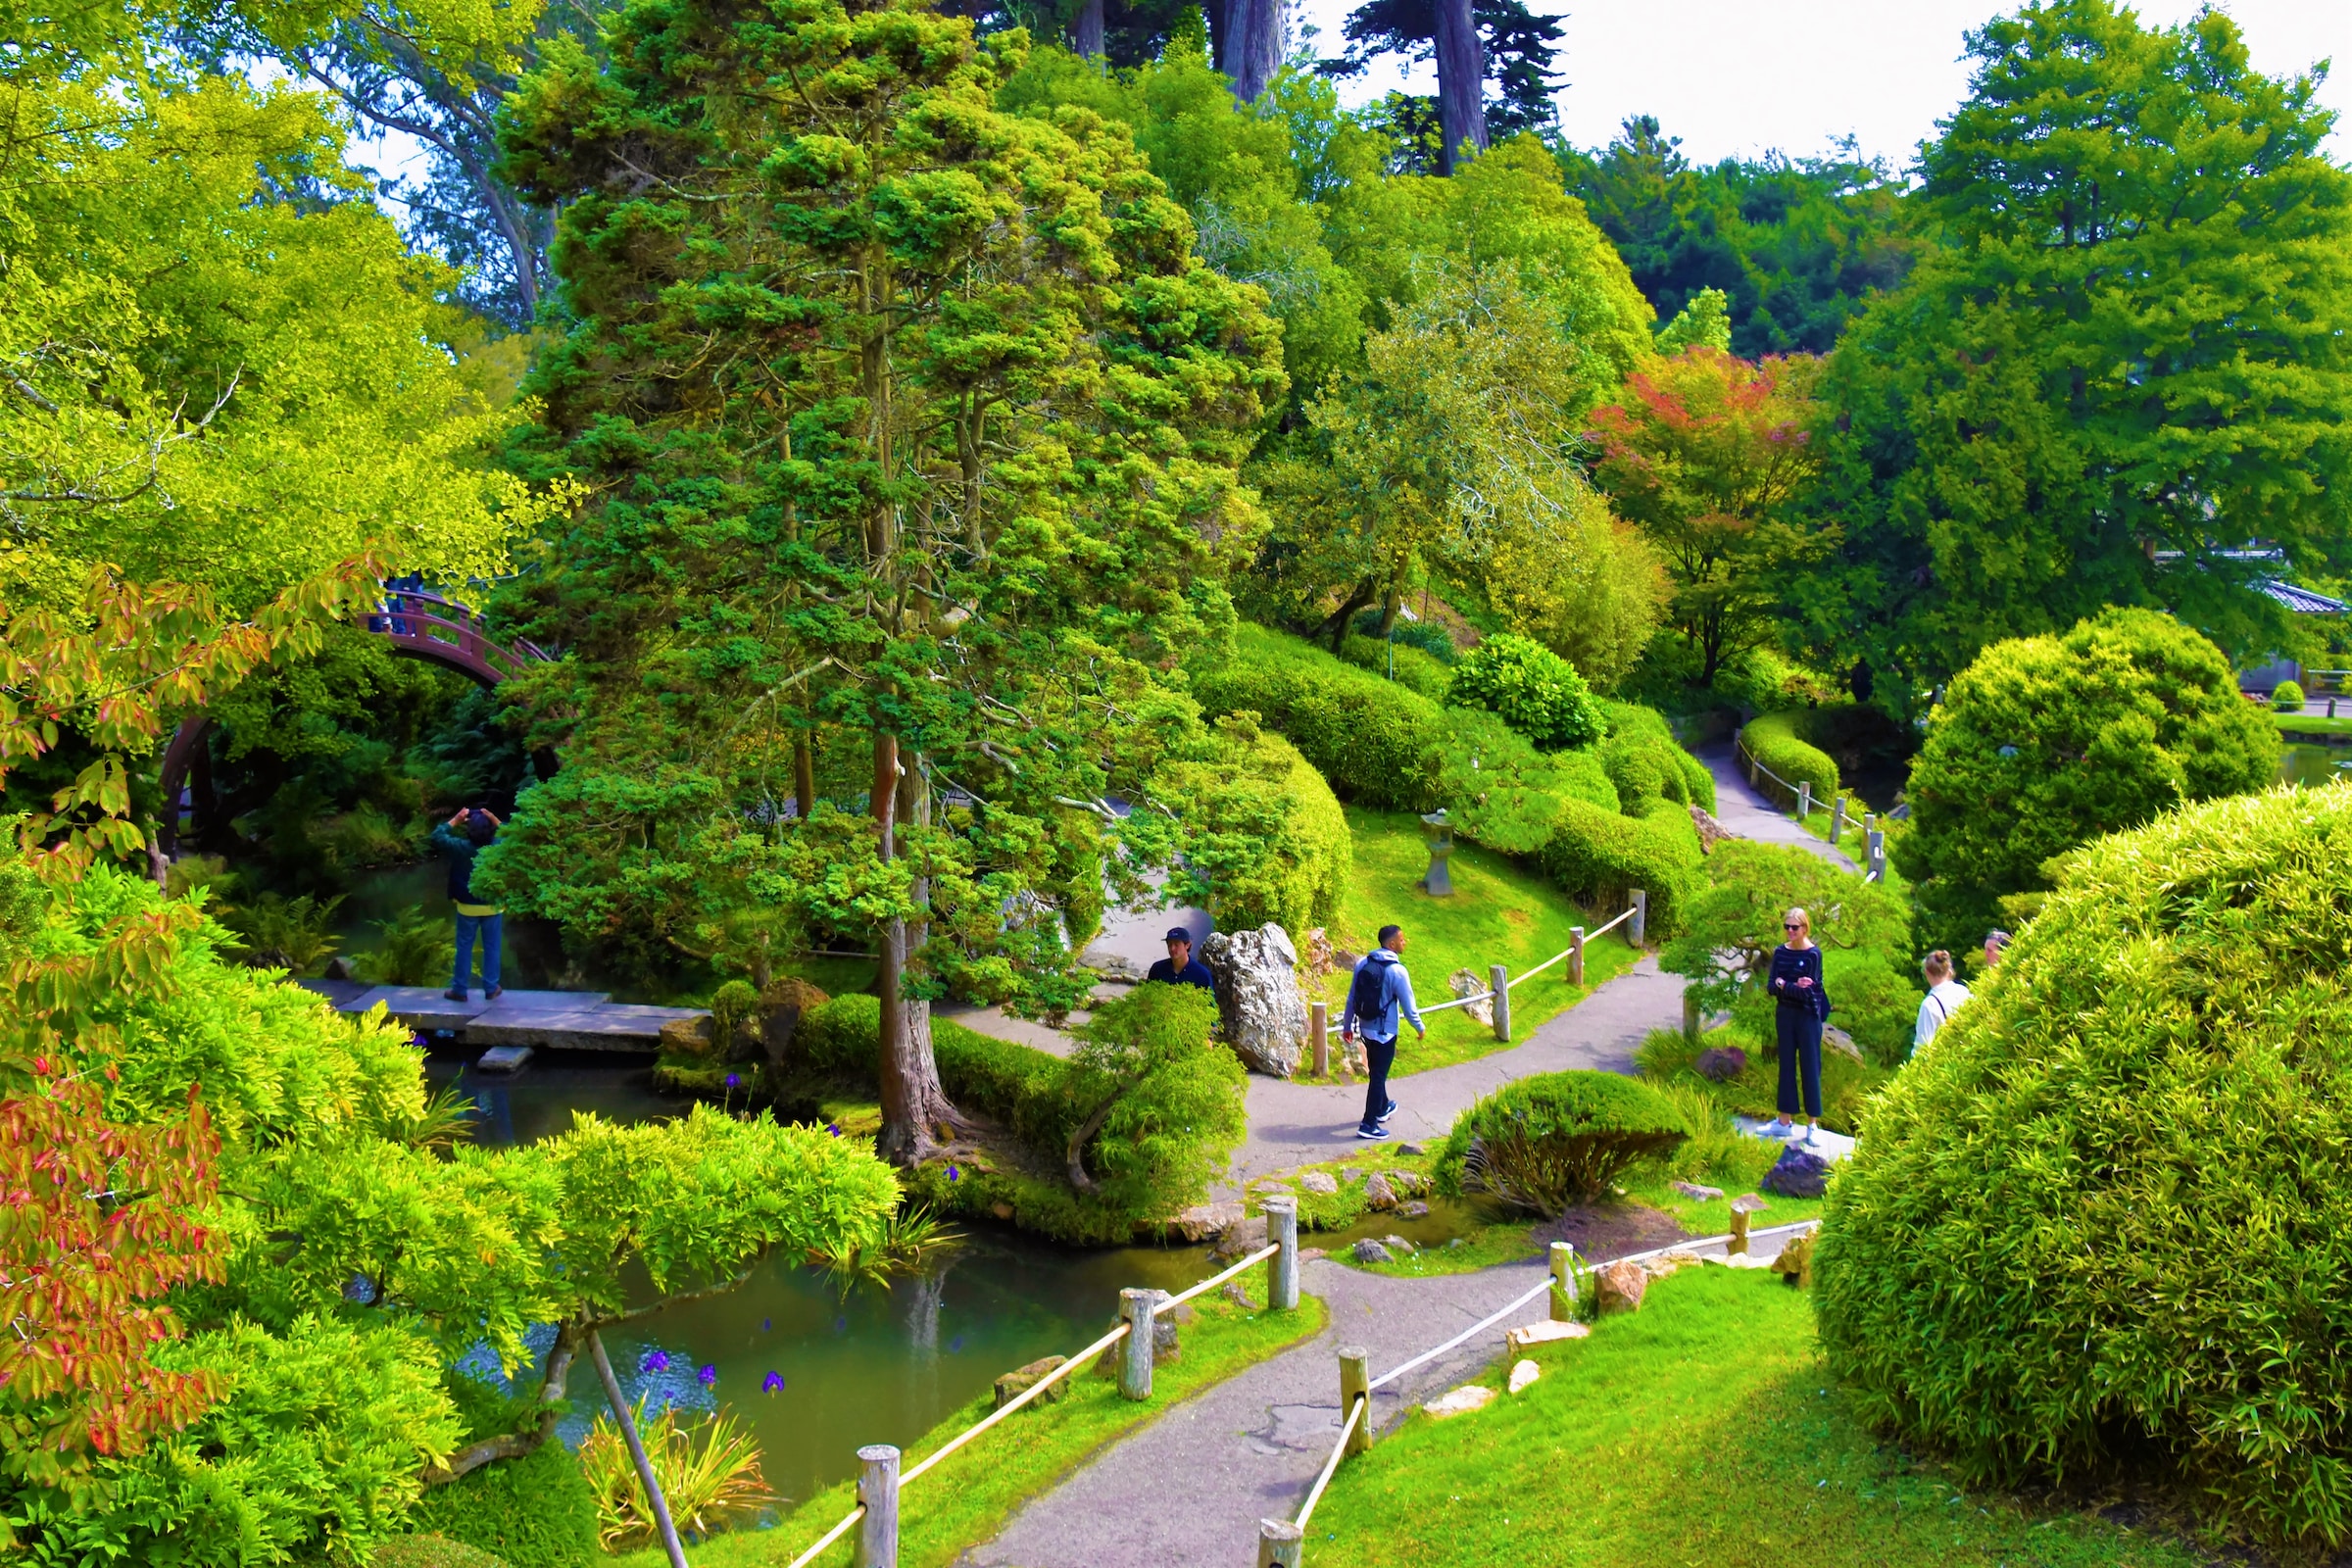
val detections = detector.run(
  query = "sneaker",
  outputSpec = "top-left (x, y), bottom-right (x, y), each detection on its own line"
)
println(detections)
top-left (1355, 1125), bottom-right (1392, 1141)
top-left (1756, 1119), bottom-right (1793, 1140)
top-left (445, 989), bottom-right (468, 1003)
top-left (1379, 1100), bottom-right (1398, 1123)
top-left (1801, 1123), bottom-right (1818, 1146)
top-left (484, 986), bottom-right (505, 1002)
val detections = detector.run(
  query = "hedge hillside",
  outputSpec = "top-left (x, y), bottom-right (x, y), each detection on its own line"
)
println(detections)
top-left (1154, 716), bottom-right (1350, 938)
top-left (1816, 785), bottom-right (2352, 1544)
top-left (1194, 623), bottom-right (1447, 810)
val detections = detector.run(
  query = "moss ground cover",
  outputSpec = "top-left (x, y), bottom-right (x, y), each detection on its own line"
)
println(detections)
top-left (1311, 808), bottom-right (1642, 1075)
top-left (1306, 1268), bottom-right (2204, 1568)
top-left (639, 1279), bottom-right (1327, 1568)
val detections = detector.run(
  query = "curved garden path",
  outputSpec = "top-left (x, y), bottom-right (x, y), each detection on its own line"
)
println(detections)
top-left (957, 1229), bottom-right (1809, 1568)
top-left (1696, 739), bottom-right (1857, 871)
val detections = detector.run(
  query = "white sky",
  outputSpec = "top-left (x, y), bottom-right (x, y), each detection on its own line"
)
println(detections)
top-left (1291, 0), bottom-right (2352, 168)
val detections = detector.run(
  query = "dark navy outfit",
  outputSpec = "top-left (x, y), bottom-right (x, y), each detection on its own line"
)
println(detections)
top-left (1146, 956), bottom-right (1216, 991)
top-left (1766, 943), bottom-right (1829, 1119)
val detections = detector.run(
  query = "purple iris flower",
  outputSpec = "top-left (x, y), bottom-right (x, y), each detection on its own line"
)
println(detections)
top-left (827, 1123), bottom-right (842, 1137)
top-left (948, 1163), bottom-right (961, 1182)
top-left (762, 1371), bottom-right (785, 1394)
top-left (698, 1363), bottom-right (718, 1388)
top-left (724, 1072), bottom-right (741, 1089)
top-left (641, 1349), bottom-right (671, 1373)
top-left (761, 1317), bottom-right (771, 1332)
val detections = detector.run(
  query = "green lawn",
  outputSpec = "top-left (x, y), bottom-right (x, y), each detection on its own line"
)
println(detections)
top-left (1311, 808), bottom-right (1643, 1076)
top-left (641, 1278), bottom-right (1327, 1568)
top-left (1306, 1267), bottom-right (2201, 1568)
top-left (2276, 710), bottom-right (2352, 739)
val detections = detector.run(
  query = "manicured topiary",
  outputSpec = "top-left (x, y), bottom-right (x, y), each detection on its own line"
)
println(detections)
top-left (1194, 623), bottom-right (1448, 809)
top-left (1737, 710), bottom-right (1838, 806)
top-left (1434, 1070), bottom-right (1687, 1215)
top-left (1892, 608), bottom-right (2276, 955)
top-left (1446, 633), bottom-right (1607, 752)
top-left (1816, 785), bottom-right (2352, 1544)
top-left (1155, 713), bottom-right (1350, 936)
top-left (1535, 798), bottom-right (1703, 937)
top-left (1603, 702), bottom-right (1716, 812)
top-left (2273, 678), bottom-right (2306, 710)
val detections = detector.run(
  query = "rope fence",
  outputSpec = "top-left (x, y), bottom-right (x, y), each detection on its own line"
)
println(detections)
top-left (784, 1204), bottom-right (1303, 1567)
top-left (1257, 1218), bottom-right (1823, 1566)
top-left (1733, 737), bottom-right (1890, 884)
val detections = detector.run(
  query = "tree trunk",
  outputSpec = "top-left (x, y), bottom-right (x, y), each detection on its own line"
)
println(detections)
top-left (1074, 0), bottom-right (1104, 59)
top-left (1433, 0), bottom-right (1487, 175)
top-left (794, 732), bottom-right (815, 820)
top-left (1227, 0), bottom-right (1282, 105)
top-left (1317, 578), bottom-right (1378, 651)
top-left (873, 731), bottom-right (961, 1166)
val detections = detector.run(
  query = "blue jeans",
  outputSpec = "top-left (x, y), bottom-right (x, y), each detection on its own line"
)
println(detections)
top-left (1776, 1007), bottom-right (1822, 1118)
top-left (454, 911), bottom-right (503, 995)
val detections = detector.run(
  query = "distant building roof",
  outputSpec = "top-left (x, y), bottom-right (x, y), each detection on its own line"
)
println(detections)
top-left (2260, 579), bottom-right (2348, 615)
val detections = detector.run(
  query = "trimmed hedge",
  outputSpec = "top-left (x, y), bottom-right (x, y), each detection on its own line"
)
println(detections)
top-left (1434, 1070), bottom-right (1687, 1214)
top-left (1194, 623), bottom-right (1448, 810)
top-left (1738, 710), bottom-right (1839, 804)
top-left (1817, 787), bottom-right (2352, 1544)
top-left (1154, 715), bottom-right (1349, 937)
top-left (2273, 678), bottom-right (2306, 710)
top-left (1602, 702), bottom-right (1715, 813)
top-left (1446, 633), bottom-right (1607, 751)
top-left (1535, 798), bottom-right (1703, 937)
top-left (1337, 633), bottom-right (1452, 703)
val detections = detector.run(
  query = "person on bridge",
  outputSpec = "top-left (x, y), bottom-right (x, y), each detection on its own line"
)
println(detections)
top-left (434, 807), bottom-right (504, 1003)
top-left (1341, 924), bottom-right (1423, 1142)
top-left (1145, 927), bottom-right (1215, 991)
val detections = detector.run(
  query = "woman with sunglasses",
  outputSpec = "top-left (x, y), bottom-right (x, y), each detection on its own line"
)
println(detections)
top-left (1763, 906), bottom-right (1830, 1144)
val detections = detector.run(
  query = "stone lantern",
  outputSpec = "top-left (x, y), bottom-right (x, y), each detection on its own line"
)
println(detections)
top-left (1419, 808), bottom-right (1455, 897)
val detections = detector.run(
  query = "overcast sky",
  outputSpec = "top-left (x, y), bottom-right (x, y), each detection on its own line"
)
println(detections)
top-left (1291, 0), bottom-right (2351, 169)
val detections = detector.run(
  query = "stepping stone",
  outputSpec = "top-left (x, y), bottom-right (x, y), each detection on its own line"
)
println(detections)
top-left (1508, 1359), bottom-right (1541, 1395)
top-left (1423, 1385), bottom-right (1496, 1419)
top-left (1504, 1319), bottom-right (1590, 1351)
top-left (474, 1046), bottom-right (533, 1073)
top-left (339, 986), bottom-right (500, 1032)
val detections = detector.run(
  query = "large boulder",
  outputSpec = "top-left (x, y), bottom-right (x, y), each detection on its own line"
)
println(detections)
top-left (1200, 924), bottom-right (1307, 1077)
top-left (757, 976), bottom-right (830, 1070)
top-left (1762, 1146), bottom-right (1832, 1200)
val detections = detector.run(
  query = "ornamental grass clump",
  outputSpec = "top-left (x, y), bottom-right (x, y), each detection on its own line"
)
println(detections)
top-left (1815, 783), bottom-right (2352, 1545)
top-left (1434, 1070), bottom-right (1686, 1216)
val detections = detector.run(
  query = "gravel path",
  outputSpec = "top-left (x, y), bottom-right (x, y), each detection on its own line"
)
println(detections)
top-left (1698, 740), bottom-right (1857, 871)
top-left (958, 1228), bottom-right (1810, 1568)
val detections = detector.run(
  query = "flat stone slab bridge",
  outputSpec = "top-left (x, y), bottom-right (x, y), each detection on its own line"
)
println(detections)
top-left (299, 982), bottom-right (699, 1053)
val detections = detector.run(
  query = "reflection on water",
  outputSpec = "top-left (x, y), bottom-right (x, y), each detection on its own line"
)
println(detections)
top-left (432, 1053), bottom-right (1256, 1503)
top-left (2279, 742), bottom-right (2352, 789)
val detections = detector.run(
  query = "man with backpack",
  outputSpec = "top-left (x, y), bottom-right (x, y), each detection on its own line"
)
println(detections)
top-left (1341, 924), bottom-right (1424, 1141)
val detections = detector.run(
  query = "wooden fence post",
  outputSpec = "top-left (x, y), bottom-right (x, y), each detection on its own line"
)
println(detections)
top-left (1490, 963), bottom-right (1510, 1044)
top-left (1729, 1207), bottom-right (1750, 1255)
top-left (1339, 1345), bottom-right (1372, 1457)
top-left (1630, 889), bottom-right (1647, 948)
top-left (1120, 1289), bottom-right (1156, 1401)
top-left (1829, 794), bottom-right (1846, 847)
top-left (1568, 926), bottom-right (1585, 987)
top-left (1257, 1518), bottom-right (1304, 1567)
top-left (586, 1330), bottom-right (689, 1568)
top-left (1310, 1000), bottom-right (1329, 1077)
top-left (855, 1445), bottom-right (901, 1568)
top-left (1682, 990), bottom-right (1699, 1040)
top-left (1265, 1196), bottom-right (1299, 1311)
top-left (1549, 1241), bottom-right (1578, 1321)
top-left (1796, 779), bottom-right (1812, 821)
top-left (1868, 831), bottom-right (1886, 883)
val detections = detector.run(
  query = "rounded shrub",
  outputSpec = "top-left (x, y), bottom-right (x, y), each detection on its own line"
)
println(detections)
top-left (1193, 623), bottom-right (1448, 809)
top-left (1816, 785), bottom-right (2352, 1544)
top-left (1434, 1070), bottom-right (1687, 1215)
top-left (1535, 798), bottom-right (1703, 937)
top-left (1155, 714), bottom-right (1349, 936)
top-left (2274, 678), bottom-right (2306, 711)
top-left (1445, 633), bottom-right (1606, 752)
top-left (1892, 607), bottom-right (2276, 956)
top-left (1736, 710), bottom-right (1838, 805)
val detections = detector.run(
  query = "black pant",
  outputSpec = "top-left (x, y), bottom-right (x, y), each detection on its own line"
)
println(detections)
top-left (1777, 1007), bottom-right (1823, 1118)
top-left (1360, 1035), bottom-right (1397, 1129)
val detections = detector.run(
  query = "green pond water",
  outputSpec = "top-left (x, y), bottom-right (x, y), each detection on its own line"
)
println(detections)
top-left (428, 1054), bottom-right (1474, 1509)
top-left (2280, 742), bottom-right (2352, 789)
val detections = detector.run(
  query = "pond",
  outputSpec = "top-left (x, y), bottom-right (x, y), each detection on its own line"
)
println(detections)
top-left (2280, 742), bottom-right (2352, 790)
top-left (428, 1053), bottom-right (1472, 1508)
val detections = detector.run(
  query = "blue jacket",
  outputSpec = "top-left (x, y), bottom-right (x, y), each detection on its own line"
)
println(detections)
top-left (430, 822), bottom-right (487, 904)
top-left (1342, 949), bottom-right (1423, 1043)
top-left (1146, 956), bottom-right (1215, 991)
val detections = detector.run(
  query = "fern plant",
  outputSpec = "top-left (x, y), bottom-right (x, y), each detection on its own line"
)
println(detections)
top-left (352, 906), bottom-right (457, 987)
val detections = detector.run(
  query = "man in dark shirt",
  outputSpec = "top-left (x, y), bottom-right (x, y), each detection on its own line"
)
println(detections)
top-left (1146, 927), bottom-right (1215, 991)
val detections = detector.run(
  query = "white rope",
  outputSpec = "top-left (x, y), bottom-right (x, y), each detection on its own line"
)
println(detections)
top-left (1159, 1243), bottom-right (1281, 1314)
top-left (1293, 1396), bottom-right (1363, 1531)
top-left (901, 1319), bottom-right (1132, 1486)
top-left (783, 1503), bottom-right (864, 1568)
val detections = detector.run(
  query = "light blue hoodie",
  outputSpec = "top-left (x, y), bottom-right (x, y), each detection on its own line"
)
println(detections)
top-left (1342, 947), bottom-right (1423, 1044)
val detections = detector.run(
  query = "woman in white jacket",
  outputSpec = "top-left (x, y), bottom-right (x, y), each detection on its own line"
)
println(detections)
top-left (1913, 950), bottom-right (1972, 1054)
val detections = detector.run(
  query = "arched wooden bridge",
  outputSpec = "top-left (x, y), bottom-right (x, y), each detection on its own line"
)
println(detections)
top-left (157, 586), bottom-right (551, 856)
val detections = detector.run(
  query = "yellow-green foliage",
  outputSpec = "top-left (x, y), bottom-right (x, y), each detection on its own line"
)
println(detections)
top-left (1156, 714), bottom-right (1349, 938)
top-left (1738, 710), bottom-right (1839, 802)
top-left (1818, 784), bottom-right (2352, 1544)
top-left (1194, 623), bottom-right (1449, 810)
